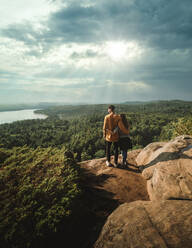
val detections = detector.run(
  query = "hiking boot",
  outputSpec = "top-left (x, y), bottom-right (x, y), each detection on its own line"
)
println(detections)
top-left (106, 161), bottom-right (112, 167)
top-left (124, 161), bottom-right (128, 166)
top-left (114, 163), bottom-right (119, 168)
top-left (121, 162), bottom-right (125, 168)
top-left (121, 161), bottom-right (128, 168)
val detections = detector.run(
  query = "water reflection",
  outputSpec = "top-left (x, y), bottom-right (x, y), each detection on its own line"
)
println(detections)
top-left (0, 109), bottom-right (47, 125)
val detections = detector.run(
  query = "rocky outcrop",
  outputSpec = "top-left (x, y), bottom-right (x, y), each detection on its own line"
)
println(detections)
top-left (80, 150), bottom-right (148, 204)
top-left (94, 200), bottom-right (192, 248)
top-left (94, 136), bottom-right (192, 248)
top-left (136, 135), bottom-right (192, 168)
top-left (137, 135), bottom-right (192, 201)
top-left (146, 160), bottom-right (192, 201)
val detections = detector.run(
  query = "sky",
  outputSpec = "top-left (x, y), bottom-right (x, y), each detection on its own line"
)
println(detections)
top-left (0, 0), bottom-right (192, 104)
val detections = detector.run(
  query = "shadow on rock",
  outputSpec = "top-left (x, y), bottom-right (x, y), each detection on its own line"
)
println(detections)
top-left (117, 165), bottom-right (141, 174)
top-left (139, 151), bottom-right (192, 171)
top-left (77, 168), bottom-right (120, 248)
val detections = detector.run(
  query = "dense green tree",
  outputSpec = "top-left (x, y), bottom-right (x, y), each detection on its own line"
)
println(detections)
top-left (0, 146), bottom-right (81, 248)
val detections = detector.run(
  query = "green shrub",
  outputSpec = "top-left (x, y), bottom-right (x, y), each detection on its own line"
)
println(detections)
top-left (171, 116), bottom-right (192, 137)
top-left (0, 146), bottom-right (81, 248)
top-left (160, 116), bottom-right (192, 140)
top-left (94, 149), bottom-right (105, 158)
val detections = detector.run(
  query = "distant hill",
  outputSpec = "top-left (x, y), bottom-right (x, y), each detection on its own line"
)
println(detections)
top-left (0, 102), bottom-right (91, 112)
top-left (1, 100), bottom-right (192, 112)
top-left (123, 99), bottom-right (192, 105)
top-left (0, 103), bottom-right (48, 112)
top-left (122, 101), bottom-right (148, 105)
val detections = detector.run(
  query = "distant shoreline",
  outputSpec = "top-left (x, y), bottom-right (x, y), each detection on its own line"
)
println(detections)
top-left (0, 109), bottom-right (47, 125)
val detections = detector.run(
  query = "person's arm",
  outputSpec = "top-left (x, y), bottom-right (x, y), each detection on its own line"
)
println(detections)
top-left (103, 117), bottom-right (107, 138)
top-left (118, 119), bottom-right (129, 134)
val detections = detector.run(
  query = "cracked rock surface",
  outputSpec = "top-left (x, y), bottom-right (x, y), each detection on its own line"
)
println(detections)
top-left (137, 136), bottom-right (192, 201)
top-left (94, 200), bottom-right (192, 248)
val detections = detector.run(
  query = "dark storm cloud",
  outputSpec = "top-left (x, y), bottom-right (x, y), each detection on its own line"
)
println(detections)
top-left (46, 0), bottom-right (192, 48)
top-left (2, 0), bottom-right (192, 51)
top-left (44, 6), bottom-right (101, 44)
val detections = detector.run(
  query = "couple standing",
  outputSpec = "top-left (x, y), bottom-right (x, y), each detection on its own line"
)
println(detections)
top-left (103, 105), bottom-right (131, 168)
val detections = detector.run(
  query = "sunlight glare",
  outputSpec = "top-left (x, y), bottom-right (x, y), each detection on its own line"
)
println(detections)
top-left (104, 41), bottom-right (142, 61)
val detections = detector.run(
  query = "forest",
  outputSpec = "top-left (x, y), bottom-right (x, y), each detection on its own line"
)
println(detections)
top-left (0, 100), bottom-right (192, 161)
top-left (0, 100), bottom-right (192, 248)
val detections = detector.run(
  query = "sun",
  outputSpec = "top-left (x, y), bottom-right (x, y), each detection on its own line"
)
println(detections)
top-left (104, 41), bottom-right (128, 61)
top-left (104, 41), bottom-right (142, 61)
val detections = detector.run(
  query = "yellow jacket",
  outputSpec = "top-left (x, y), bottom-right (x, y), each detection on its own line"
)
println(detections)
top-left (103, 113), bottom-right (129, 142)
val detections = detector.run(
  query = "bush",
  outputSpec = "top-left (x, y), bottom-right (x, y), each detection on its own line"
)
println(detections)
top-left (0, 146), bottom-right (81, 248)
top-left (160, 116), bottom-right (192, 140)
top-left (81, 151), bottom-right (92, 161)
top-left (172, 116), bottom-right (192, 137)
top-left (95, 149), bottom-right (105, 158)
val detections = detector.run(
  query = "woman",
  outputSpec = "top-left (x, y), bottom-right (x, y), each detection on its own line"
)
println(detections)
top-left (118, 114), bottom-right (132, 167)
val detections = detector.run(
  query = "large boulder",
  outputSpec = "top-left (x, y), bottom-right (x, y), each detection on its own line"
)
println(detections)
top-left (94, 200), bottom-right (192, 248)
top-left (136, 136), bottom-right (192, 200)
top-left (136, 135), bottom-right (192, 167)
top-left (136, 141), bottom-right (167, 166)
top-left (145, 159), bottom-right (192, 201)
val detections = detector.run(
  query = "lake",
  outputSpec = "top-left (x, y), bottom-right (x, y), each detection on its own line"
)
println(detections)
top-left (0, 109), bottom-right (47, 125)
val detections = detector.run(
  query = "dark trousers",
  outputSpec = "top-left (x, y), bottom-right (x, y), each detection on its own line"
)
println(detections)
top-left (121, 150), bottom-right (128, 163)
top-left (106, 141), bottom-right (119, 164)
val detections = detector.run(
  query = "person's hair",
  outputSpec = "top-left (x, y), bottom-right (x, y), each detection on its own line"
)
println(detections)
top-left (120, 114), bottom-right (129, 129)
top-left (108, 105), bottom-right (115, 111)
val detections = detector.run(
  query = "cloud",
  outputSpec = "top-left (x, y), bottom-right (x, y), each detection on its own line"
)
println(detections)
top-left (70, 49), bottom-right (99, 59)
top-left (0, 0), bottom-right (192, 103)
top-left (45, 0), bottom-right (192, 49)
top-left (106, 80), bottom-right (150, 89)
top-left (2, 0), bottom-right (192, 49)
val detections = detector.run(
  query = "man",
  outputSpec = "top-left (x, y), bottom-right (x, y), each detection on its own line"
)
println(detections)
top-left (103, 105), bottom-right (129, 167)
